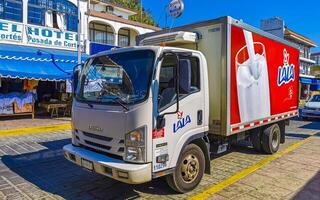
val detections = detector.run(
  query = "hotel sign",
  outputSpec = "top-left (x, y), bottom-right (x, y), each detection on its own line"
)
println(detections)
top-left (0, 19), bottom-right (81, 51)
top-left (0, 20), bottom-right (23, 42)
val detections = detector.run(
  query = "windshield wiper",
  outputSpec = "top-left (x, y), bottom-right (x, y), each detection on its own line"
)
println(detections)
top-left (97, 87), bottom-right (129, 111)
top-left (111, 97), bottom-right (129, 111)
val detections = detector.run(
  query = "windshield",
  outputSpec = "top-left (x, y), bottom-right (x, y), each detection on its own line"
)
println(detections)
top-left (76, 50), bottom-right (155, 104)
top-left (309, 95), bottom-right (320, 102)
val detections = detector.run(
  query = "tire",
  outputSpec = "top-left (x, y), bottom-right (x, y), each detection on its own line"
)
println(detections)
top-left (166, 143), bottom-right (205, 193)
top-left (250, 128), bottom-right (262, 152)
top-left (261, 124), bottom-right (281, 154)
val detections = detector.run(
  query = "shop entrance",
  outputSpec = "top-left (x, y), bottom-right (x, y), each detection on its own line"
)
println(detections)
top-left (0, 78), bottom-right (72, 119)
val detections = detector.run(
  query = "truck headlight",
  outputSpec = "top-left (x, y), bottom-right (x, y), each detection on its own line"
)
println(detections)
top-left (124, 126), bottom-right (146, 163)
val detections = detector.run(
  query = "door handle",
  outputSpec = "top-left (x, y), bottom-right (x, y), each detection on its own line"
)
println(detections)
top-left (197, 110), bottom-right (203, 125)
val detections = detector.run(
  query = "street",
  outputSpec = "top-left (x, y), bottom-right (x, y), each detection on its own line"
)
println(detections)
top-left (0, 119), bottom-right (318, 200)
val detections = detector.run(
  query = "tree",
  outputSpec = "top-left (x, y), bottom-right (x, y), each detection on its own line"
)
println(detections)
top-left (110, 0), bottom-right (157, 26)
top-left (311, 65), bottom-right (320, 78)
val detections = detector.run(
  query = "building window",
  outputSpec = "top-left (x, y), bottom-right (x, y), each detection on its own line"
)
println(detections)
top-left (118, 28), bottom-right (130, 47)
top-left (28, 0), bottom-right (77, 32)
top-left (0, 0), bottom-right (23, 22)
top-left (89, 22), bottom-right (115, 45)
top-left (106, 5), bottom-right (114, 14)
top-left (45, 10), bottom-right (66, 30)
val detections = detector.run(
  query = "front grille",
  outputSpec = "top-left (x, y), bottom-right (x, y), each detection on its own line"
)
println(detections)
top-left (79, 130), bottom-right (125, 157)
top-left (84, 140), bottom-right (112, 150)
top-left (80, 144), bottom-right (123, 160)
top-left (83, 131), bottom-right (113, 142)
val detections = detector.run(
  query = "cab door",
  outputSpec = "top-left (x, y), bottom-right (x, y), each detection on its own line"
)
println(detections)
top-left (152, 52), bottom-right (206, 172)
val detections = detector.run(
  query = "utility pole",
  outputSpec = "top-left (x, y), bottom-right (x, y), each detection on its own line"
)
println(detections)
top-left (77, 0), bottom-right (81, 65)
top-left (140, 0), bottom-right (143, 23)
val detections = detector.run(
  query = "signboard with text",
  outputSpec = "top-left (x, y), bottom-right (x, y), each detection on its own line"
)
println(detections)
top-left (0, 19), bottom-right (82, 51)
top-left (0, 20), bottom-right (23, 43)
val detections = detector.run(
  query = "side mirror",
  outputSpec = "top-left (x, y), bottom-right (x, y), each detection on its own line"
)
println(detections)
top-left (72, 68), bottom-right (80, 96)
top-left (72, 63), bottom-right (83, 96)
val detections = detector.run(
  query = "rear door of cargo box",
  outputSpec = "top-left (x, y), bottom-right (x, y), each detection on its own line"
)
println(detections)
top-left (227, 19), bottom-right (299, 135)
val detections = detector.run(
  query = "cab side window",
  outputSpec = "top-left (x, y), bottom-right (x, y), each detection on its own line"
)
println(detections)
top-left (158, 55), bottom-right (200, 111)
top-left (158, 55), bottom-right (178, 110)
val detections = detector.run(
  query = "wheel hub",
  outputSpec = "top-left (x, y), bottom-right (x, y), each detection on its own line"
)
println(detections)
top-left (181, 154), bottom-right (199, 183)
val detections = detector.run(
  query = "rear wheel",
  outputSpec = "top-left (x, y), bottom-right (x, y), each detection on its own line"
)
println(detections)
top-left (262, 124), bottom-right (281, 154)
top-left (166, 144), bottom-right (205, 193)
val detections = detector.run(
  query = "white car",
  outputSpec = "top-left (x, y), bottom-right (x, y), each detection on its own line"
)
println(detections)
top-left (301, 94), bottom-right (320, 119)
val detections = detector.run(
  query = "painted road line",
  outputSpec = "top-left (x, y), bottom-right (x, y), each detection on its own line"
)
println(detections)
top-left (0, 123), bottom-right (71, 137)
top-left (189, 137), bottom-right (313, 200)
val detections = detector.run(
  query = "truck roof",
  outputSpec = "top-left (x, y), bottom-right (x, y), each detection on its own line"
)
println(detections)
top-left (89, 45), bottom-right (202, 59)
top-left (88, 46), bottom-right (162, 58)
top-left (137, 16), bottom-right (298, 50)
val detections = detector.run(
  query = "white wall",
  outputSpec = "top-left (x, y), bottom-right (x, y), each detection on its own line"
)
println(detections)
top-left (113, 8), bottom-right (132, 20)
top-left (90, 4), bottom-right (134, 20)
top-left (88, 15), bottom-right (154, 51)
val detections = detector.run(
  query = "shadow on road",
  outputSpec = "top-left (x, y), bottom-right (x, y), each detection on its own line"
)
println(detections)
top-left (299, 122), bottom-right (320, 130)
top-left (3, 121), bottom-right (319, 199)
top-left (1, 139), bottom-right (177, 200)
top-left (292, 171), bottom-right (320, 200)
top-left (1, 138), bottom-right (261, 199)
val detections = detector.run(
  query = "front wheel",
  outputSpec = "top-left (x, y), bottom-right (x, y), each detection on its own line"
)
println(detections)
top-left (166, 144), bottom-right (205, 193)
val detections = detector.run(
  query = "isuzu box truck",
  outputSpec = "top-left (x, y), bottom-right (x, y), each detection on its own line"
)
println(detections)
top-left (63, 17), bottom-right (299, 193)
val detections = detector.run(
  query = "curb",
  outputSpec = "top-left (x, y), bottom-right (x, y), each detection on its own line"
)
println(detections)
top-left (0, 123), bottom-right (71, 137)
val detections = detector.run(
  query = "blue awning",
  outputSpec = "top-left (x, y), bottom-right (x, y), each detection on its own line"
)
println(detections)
top-left (300, 77), bottom-right (313, 84)
top-left (90, 42), bottom-right (119, 55)
top-left (0, 44), bottom-right (88, 81)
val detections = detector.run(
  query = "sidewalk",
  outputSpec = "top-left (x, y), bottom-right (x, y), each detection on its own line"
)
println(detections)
top-left (207, 135), bottom-right (320, 200)
top-left (0, 117), bottom-right (71, 130)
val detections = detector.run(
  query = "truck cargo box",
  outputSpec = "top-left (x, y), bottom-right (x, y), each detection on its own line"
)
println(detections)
top-left (138, 16), bottom-right (299, 136)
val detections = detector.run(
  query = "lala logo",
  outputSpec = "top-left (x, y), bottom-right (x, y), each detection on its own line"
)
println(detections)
top-left (173, 111), bottom-right (191, 133)
top-left (277, 49), bottom-right (295, 86)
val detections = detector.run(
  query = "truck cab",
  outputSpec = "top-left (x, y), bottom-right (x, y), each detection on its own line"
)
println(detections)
top-left (64, 46), bottom-right (211, 192)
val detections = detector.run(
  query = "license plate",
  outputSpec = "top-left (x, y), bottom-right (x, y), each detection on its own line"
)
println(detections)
top-left (81, 159), bottom-right (93, 171)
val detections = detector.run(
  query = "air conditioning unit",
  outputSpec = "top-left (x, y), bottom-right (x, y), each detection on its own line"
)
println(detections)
top-left (140, 31), bottom-right (198, 46)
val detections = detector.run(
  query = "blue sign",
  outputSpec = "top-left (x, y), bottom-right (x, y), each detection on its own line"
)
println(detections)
top-left (277, 64), bottom-right (295, 86)
top-left (277, 49), bottom-right (295, 86)
top-left (173, 113), bottom-right (191, 133)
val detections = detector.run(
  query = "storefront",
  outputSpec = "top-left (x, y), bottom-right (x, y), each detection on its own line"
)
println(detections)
top-left (0, 43), bottom-right (87, 118)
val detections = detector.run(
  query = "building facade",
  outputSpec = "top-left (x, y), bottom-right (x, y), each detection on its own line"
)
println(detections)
top-left (0, 0), bottom-right (159, 55)
top-left (0, 0), bottom-right (159, 117)
top-left (261, 17), bottom-right (317, 76)
top-left (311, 52), bottom-right (320, 66)
top-left (261, 17), bottom-right (318, 103)
top-left (86, 0), bottom-right (161, 54)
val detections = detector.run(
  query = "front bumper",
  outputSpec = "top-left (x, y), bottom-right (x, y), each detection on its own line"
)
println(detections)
top-left (63, 144), bottom-right (152, 184)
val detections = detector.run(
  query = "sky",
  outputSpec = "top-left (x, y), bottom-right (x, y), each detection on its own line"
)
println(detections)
top-left (143, 0), bottom-right (320, 52)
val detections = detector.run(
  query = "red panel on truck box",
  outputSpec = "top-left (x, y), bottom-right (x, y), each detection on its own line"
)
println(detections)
top-left (230, 25), bottom-right (299, 125)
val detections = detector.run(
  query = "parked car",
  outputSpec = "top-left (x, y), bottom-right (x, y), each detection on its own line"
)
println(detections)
top-left (301, 94), bottom-right (320, 119)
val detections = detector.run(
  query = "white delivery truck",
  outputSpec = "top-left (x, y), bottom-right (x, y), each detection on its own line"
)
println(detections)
top-left (63, 17), bottom-right (299, 193)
